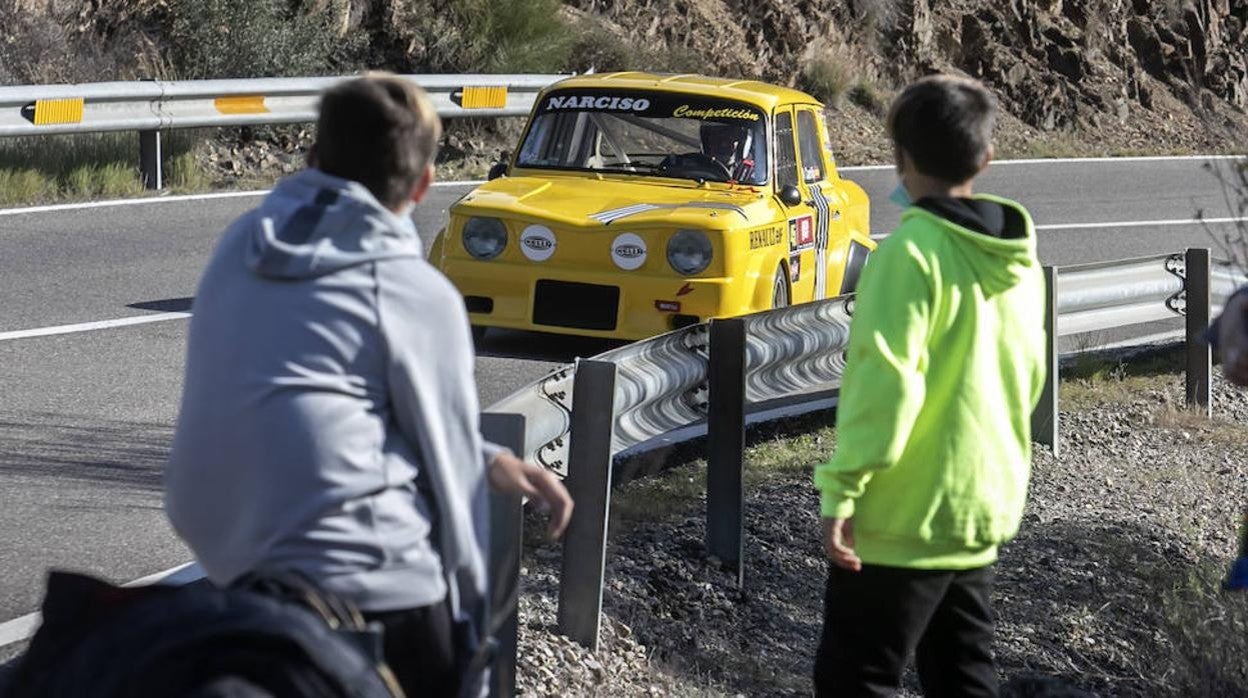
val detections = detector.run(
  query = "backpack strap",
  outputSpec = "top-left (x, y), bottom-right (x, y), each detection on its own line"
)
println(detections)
top-left (231, 568), bottom-right (366, 631)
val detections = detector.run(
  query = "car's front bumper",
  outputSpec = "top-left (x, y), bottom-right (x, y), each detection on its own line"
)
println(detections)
top-left (442, 259), bottom-right (742, 340)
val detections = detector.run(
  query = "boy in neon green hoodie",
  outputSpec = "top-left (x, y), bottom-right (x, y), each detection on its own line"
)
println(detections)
top-left (813, 76), bottom-right (1046, 697)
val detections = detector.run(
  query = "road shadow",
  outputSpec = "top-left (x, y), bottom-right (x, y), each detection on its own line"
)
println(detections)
top-left (126, 297), bottom-right (194, 313)
top-left (476, 327), bottom-right (627, 364)
top-left (0, 411), bottom-right (171, 490)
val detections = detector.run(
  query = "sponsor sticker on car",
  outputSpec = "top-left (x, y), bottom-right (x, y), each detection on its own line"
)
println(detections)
top-left (520, 225), bottom-right (557, 262)
top-left (611, 233), bottom-right (648, 270)
top-left (789, 215), bottom-right (815, 251)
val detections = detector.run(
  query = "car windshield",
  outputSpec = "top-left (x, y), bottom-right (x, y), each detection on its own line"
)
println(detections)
top-left (516, 89), bottom-right (769, 185)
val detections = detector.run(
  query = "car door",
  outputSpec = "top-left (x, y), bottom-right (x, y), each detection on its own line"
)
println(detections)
top-left (794, 105), bottom-right (849, 301)
top-left (773, 106), bottom-right (820, 304)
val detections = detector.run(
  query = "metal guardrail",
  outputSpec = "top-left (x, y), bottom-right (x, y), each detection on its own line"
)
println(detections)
top-left (488, 247), bottom-right (1243, 652)
top-left (485, 251), bottom-right (1245, 470)
top-left (0, 73), bottom-right (564, 189)
top-left (0, 74), bottom-right (561, 137)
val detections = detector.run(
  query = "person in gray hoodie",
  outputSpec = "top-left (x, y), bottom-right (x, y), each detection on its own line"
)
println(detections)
top-left (164, 74), bottom-right (572, 698)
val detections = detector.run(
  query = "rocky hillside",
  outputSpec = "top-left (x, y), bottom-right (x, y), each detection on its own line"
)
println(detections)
top-left (562, 0), bottom-right (1248, 154)
top-left (1, 0), bottom-right (1245, 164)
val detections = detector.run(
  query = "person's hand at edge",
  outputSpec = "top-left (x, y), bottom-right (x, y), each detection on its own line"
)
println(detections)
top-left (488, 452), bottom-right (574, 539)
top-left (1219, 290), bottom-right (1248, 386)
top-left (823, 517), bottom-right (862, 571)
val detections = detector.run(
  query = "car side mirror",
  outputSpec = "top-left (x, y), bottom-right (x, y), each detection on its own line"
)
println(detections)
top-left (779, 184), bottom-right (802, 207)
top-left (487, 162), bottom-right (508, 181)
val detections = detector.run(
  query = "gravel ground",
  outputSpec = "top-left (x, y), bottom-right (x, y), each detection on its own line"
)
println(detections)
top-left (513, 368), bottom-right (1248, 697)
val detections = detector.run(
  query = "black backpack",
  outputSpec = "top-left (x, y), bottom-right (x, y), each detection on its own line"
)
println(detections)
top-left (4, 570), bottom-right (402, 698)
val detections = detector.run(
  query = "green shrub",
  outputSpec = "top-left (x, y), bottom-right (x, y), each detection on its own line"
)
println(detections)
top-left (165, 0), bottom-right (357, 79)
top-left (848, 80), bottom-right (886, 116)
top-left (568, 26), bottom-right (703, 75)
top-left (800, 55), bottom-right (854, 107)
top-left (445, 0), bottom-right (574, 73)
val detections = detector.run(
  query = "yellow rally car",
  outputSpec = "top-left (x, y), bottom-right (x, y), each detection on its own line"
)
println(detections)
top-left (428, 73), bottom-right (873, 341)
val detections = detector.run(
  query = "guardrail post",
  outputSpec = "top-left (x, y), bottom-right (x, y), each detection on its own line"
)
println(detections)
top-left (481, 412), bottom-right (526, 698)
top-left (706, 318), bottom-right (746, 586)
top-left (1031, 266), bottom-right (1059, 455)
top-left (557, 359), bottom-right (617, 651)
top-left (139, 129), bottom-right (163, 190)
top-left (1186, 247), bottom-right (1212, 415)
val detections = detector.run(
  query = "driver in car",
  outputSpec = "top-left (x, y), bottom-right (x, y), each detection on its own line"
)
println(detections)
top-left (700, 122), bottom-right (756, 183)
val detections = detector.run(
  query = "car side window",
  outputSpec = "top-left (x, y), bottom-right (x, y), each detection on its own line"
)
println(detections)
top-left (774, 111), bottom-right (799, 190)
top-left (797, 109), bottom-right (825, 184)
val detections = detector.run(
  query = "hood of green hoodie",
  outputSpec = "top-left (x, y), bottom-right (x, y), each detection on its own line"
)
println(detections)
top-left (900, 194), bottom-right (1036, 296)
top-left (246, 168), bottom-right (422, 280)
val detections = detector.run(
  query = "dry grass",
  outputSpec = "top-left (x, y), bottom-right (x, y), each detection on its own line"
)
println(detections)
top-left (1156, 564), bottom-right (1248, 695)
top-left (0, 131), bottom-right (212, 205)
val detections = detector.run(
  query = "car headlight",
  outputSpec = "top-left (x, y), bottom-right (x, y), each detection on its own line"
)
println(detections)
top-left (666, 229), bottom-right (713, 275)
top-left (462, 217), bottom-right (508, 260)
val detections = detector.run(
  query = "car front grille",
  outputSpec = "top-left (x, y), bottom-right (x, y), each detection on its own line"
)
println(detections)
top-left (532, 280), bottom-right (620, 331)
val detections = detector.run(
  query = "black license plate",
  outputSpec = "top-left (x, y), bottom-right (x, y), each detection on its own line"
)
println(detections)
top-left (532, 280), bottom-right (620, 331)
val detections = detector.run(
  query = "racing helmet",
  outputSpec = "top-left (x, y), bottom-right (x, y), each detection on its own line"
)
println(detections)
top-left (700, 122), bottom-right (751, 166)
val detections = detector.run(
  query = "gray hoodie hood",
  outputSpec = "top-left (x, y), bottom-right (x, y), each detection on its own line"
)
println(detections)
top-left (246, 168), bottom-right (422, 280)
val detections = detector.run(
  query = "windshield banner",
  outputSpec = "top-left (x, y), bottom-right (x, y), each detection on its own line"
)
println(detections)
top-left (538, 90), bottom-right (763, 123)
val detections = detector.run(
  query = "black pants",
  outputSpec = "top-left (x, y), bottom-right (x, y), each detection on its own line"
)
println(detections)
top-left (814, 564), bottom-right (998, 698)
top-left (364, 601), bottom-right (460, 698)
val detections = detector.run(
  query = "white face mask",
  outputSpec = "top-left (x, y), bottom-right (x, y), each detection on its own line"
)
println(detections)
top-left (889, 182), bottom-right (913, 208)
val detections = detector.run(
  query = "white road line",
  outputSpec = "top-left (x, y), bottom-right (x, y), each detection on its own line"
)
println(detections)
top-left (991, 154), bottom-right (1244, 166)
top-left (0, 180), bottom-right (486, 217)
top-left (868, 215), bottom-right (1247, 240)
top-left (0, 562), bottom-right (204, 650)
top-left (1036, 215), bottom-right (1247, 231)
top-left (1, 154), bottom-right (1243, 215)
top-left (0, 613), bottom-right (39, 652)
top-left (839, 154), bottom-right (1243, 173)
top-left (0, 190), bottom-right (268, 217)
top-left (0, 216), bottom-right (1243, 342)
top-left (0, 312), bottom-right (190, 342)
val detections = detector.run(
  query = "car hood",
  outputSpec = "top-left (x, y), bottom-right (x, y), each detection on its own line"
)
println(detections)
top-left (453, 175), bottom-right (769, 229)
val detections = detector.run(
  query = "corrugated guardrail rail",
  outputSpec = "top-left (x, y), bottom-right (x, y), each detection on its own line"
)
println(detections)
top-left (0, 74), bottom-right (563, 136)
top-left (486, 251), bottom-right (1247, 470)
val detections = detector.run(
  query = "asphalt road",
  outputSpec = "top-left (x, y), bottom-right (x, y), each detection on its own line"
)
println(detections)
top-left (0, 155), bottom-right (1244, 644)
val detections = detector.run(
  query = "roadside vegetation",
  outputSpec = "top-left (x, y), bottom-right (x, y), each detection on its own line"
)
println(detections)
top-left (0, 131), bottom-right (208, 207)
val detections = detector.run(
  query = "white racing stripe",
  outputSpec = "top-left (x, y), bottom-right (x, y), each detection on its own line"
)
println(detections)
top-left (0, 562), bottom-right (204, 650)
top-left (0, 180), bottom-right (486, 217)
top-left (0, 312), bottom-right (190, 342)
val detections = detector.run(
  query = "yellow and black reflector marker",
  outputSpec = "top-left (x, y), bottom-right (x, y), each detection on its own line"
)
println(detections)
top-left (453, 86), bottom-right (508, 109)
top-left (19, 98), bottom-right (85, 126)
top-left (214, 96), bottom-right (269, 115)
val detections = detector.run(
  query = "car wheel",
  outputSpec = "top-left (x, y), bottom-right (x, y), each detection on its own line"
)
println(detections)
top-left (772, 265), bottom-right (790, 309)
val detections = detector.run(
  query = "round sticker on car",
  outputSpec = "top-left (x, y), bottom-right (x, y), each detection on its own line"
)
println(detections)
top-left (520, 225), bottom-right (556, 262)
top-left (611, 233), bottom-right (647, 270)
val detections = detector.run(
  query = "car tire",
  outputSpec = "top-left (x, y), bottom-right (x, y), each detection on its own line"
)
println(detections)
top-left (772, 265), bottom-right (790, 309)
